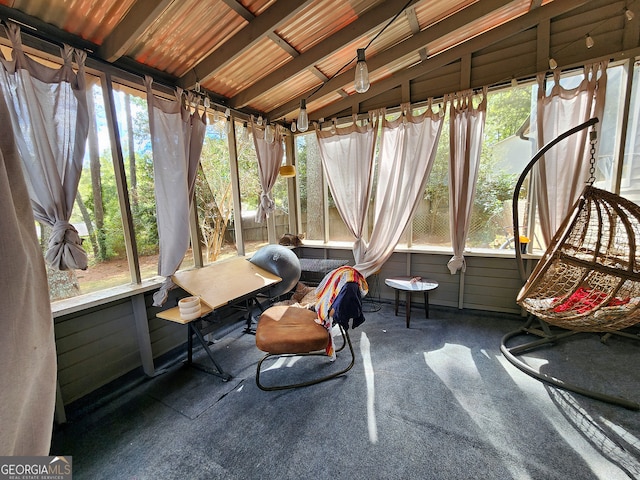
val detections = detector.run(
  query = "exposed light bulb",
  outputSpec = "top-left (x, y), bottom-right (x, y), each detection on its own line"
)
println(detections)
top-left (257, 115), bottom-right (264, 126)
top-left (354, 48), bottom-right (370, 93)
top-left (585, 34), bottom-right (594, 48)
top-left (626, 9), bottom-right (635, 21)
top-left (225, 118), bottom-right (231, 134)
top-left (297, 99), bottom-right (309, 132)
top-left (224, 107), bottom-right (231, 118)
top-left (242, 121), bottom-right (249, 142)
top-left (195, 81), bottom-right (201, 93)
top-left (549, 57), bottom-right (558, 70)
top-left (265, 124), bottom-right (275, 144)
top-left (203, 96), bottom-right (210, 108)
top-left (291, 120), bottom-right (297, 133)
top-left (511, 77), bottom-right (518, 88)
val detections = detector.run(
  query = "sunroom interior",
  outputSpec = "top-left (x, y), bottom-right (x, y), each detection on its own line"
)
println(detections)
top-left (1, 0), bottom-right (640, 477)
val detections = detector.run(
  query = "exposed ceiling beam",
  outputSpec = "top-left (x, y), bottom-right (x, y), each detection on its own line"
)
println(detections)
top-left (228, 0), bottom-right (420, 109)
top-left (406, 5), bottom-right (427, 62)
top-left (97, 0), bottom-right (173, 62)
top-left (267, 0), bottom-right (516, 120)
top-left (280, 0), bottom-right (592, 122)
top-left (178, 0), bottom-right (314, 90)
top-left (220, 0), bottom-right (254, 21)
top-left (267, 31), bottom-right (298, 57)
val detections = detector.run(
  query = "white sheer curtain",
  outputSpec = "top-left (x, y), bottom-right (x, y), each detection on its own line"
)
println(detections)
top-left (533, 62), bottom-right (607, 245)
top-left (0, 82), bottom-right (56, 456)
top-left (146, 76), bottom-right (206, 306)
top-left (252, 117), bottom-right (284, 223)
top-left (447, 88), bottom-right (487, 274)
top-left (354, 102), bottom-right (444, 277)
top-left (316, 112), bottom-right (381, 263)
top-left (0, 22), bottom-right (89, 270)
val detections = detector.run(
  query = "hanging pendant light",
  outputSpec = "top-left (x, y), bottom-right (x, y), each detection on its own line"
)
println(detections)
top-left (291, 120), bottom-right (297, 133)
top-left (242, 121), bottom-right (249, 142)
top-left (265, 123), bottom-right (275, 144)
top-left (297, 99), bottom-right (309, 132)
top-left (549, 58), bottom-right (558, 70)
top-left (354, 48), bottom-right (370, 93)
top-left (279, 165), bottom-right (296, 177)
top-left (585, 34), bottom-right (595, 48)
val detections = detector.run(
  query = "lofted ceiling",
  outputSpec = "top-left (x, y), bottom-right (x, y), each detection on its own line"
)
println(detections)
top-left (0, 0), bottom-right (638, 126)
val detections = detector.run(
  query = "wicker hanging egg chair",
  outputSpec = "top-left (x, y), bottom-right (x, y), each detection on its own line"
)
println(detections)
top-left (501, 118), bottom-right (640, 410)
top-left (519, 185), bottom-right (640, 331)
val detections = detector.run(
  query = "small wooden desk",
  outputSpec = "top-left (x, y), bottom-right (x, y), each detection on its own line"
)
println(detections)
top-left (385, 277), bottom-right (439, 328)
top-left (156, 256), bottom-right (281, 379)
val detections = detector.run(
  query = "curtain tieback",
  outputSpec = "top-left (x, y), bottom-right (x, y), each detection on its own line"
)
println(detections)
top-left (255, 192), bottom-right (275, 223)
top-left (44, 220), bottom-right (87, 270)
top-left (153, 277), bottom-right (177, 307)
top-left (45, 220), bottom-right (88, 271)
top-left (447, 255), bottom-right (466, 275)
top-left (260, 193), bottom-right (275, 213)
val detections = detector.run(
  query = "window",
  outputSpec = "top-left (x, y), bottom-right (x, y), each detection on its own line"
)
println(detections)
top-left (112, 80), bottom-right (195, 281)
top-left (621, 60), bottom-right (640, 204)
top-left (595, 64), bottom-right (624, 191)
top-left (296, 132), bottom-right (327, 242)
top-left (466, 85), bottom-right (533, 250)
top-left (196, 114), bottom-right (236, 263)
top-left (411, 108), bottom-right (451, 248)
top-left (234, 120), bottom-right (290, 254)
top-left (55, 74), bottom-right (129, 300)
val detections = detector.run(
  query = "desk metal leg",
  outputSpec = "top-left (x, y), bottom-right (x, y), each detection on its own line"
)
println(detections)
top-left (406, 292), bottom-right (412, 328)
top-left (187, 323), bottom-right (232, 381)
top-left (244, 296), bottom-right (267, 334)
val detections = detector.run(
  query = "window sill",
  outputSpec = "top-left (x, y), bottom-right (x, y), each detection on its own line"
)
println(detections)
top-left (51, 276), bottom-right (165, 318)
top-left (298, 240), bottom-right (542, 260)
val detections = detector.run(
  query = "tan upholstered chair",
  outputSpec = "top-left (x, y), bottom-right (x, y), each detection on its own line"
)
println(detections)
top-left (254, 305), bottom-right (354, 391)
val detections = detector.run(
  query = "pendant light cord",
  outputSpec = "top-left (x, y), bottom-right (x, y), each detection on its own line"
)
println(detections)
top-left (304, 0), bottom-right (414, 102)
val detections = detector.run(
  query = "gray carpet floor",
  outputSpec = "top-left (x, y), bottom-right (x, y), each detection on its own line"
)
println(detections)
top-left (51, 303), bottom-right (640, 479)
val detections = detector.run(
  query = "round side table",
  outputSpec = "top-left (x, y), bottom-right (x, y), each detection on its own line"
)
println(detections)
top-left (384, 276), bottom-right (439, 328)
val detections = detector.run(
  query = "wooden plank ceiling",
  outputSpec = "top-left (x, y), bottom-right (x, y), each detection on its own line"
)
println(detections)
top-left (0, 0), bottom-right (626, 125)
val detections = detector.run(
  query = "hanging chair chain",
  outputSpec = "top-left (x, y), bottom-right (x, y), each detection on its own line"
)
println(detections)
top-left (587, 129), bottom-right (597, 186)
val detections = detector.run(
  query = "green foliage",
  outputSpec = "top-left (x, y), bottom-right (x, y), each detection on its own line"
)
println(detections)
top-left (483, 88), bottom-right (532, 147)
top-left (295, 136), bottom-right (308, 207)
top-left (420, 87), bottom-right (532, 247)
top-left (131, 152), bottom-right (159, 256)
